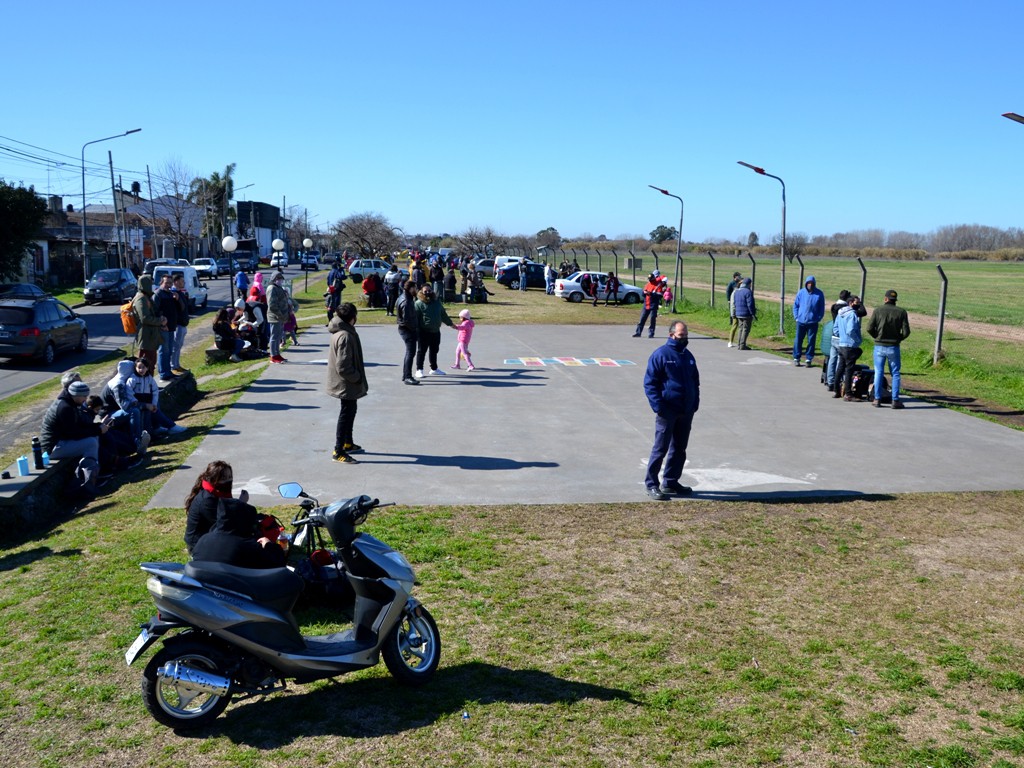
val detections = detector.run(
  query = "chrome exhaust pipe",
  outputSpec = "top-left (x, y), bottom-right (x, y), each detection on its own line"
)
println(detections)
top-left (157, 661), bottom-right (231, 696)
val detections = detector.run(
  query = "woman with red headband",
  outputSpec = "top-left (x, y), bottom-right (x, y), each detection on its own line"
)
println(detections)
top-left (183, 460), bottom-right (259, 555)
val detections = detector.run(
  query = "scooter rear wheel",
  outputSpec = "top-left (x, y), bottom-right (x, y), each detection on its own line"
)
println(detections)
top-left (141, 638), bottom-right (233, 729)
top-left (382, 606), bottom-right (441, 686)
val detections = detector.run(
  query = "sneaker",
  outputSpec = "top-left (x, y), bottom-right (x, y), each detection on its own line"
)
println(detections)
top-left (833, 391), bottom-right (842, 399)
top-left (332, 450), bottom-right (358, 464)
top-left (450, 364), bottom-right (461, 369)
top-left (646, 487), bottom-right (669, 501)
top-left (892, 400), bottom-right (905, 409)
top-left (343, 443), bottom-right (363, 454)
top-left (632, 333), bottom-right (641, 338)
top-left (467, 365), bottom-right (476, 371)
top-left (159, 374), bottom-right (177, 382)
top-left (843, 395), bottom-right (855, 402)
top-left (414, 370), bottom-right (424, 379)
top-left (430, 368), bottom-right (445, 375)
top-left (229, 354), bottom-right (243, 363)
top-left (794, 359), bottom-right (802, 367)
top-left (806, 360), bottom-right (814, 368)
top-left (727, 342), bottom-right (734, 348)
top-left (403, 377), bottom-right (420, 385)
top-left (172, 367), bottom-right (190, 374)
top-left (137, 430), bottom-right (151, 456)
top-left (872, 399), bottom-right (881, 408)
top-left (660, 481), bottom-right (693, 496)
top-left (739, 345), bottom-right (751, 350)
top-left (125, 456), bottom-right (144, 470)
top-left (168, 424), bottom-right (187, 435)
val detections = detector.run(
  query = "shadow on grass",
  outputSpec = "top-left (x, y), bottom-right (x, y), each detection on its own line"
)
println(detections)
top-left (0, 544), bottom-right (82, 571)
top-left (183, 661), bottom-right (639, 744)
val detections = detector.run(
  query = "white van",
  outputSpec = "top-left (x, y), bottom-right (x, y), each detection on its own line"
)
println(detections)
top-left (150, 265), bottom-right (210, 311)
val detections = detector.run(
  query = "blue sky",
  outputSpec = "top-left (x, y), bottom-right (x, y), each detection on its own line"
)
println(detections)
top-left (2, 1), bottom-right (1022, 243)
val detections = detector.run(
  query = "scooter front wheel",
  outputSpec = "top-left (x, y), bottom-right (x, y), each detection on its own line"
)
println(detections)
top-left (141, 638), bottom-right (233, 729)
top-left (382, 605), bottom-right (441, 686)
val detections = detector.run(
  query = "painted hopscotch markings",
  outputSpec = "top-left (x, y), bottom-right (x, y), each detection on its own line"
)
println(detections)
top-left (504, 357), bottom-right (636, 367)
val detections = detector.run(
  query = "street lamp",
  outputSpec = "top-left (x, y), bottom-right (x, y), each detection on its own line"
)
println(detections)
top-left (223, 235), bottom-right (238, 305)
top-left (737, 161), bottom-right (786, 335)
top-left (1003, 112), bottom-right (1024, 125)
top-left (81, 128), bottom-right (141, 284)
top-left (303, 237), bottom-right (313, 290)
top-left (648, 185), bottom-right (683, 311)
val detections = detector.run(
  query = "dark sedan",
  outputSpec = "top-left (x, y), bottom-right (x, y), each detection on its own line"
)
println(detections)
top-left (495, 262), bottom-right (547, 290)
top-left (83, 268), bottom-right (138, 304)
top-left (0, 296), bottom-right (89, 364)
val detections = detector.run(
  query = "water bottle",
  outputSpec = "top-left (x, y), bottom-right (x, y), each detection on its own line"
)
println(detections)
top-left (42, 451), bottom-right (50, 467)
top-left (32, 437), bottom-right (44, 470)
top-left (16, 455), bottom-right (30, 477)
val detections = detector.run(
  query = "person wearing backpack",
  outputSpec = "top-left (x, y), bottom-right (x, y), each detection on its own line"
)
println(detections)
top-left (131, 275), bottom-right (166, 375)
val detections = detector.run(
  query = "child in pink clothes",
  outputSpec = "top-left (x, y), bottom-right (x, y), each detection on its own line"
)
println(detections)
top-left (451, 308), bottom-right (476, 370)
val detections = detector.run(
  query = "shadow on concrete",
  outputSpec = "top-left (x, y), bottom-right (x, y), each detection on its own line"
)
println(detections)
top-left (361, 453), bottom-right (558, 471)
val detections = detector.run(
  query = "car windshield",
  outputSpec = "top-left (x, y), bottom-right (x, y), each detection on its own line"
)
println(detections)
top-left (91, 270), bottom-right (121, 283)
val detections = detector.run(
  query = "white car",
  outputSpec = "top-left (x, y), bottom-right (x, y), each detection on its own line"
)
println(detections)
top-left (192, 257), bottom-right (217, 280)
top-left (347, 259), bottom-right (391, 282)
top-left (554, 271), bottom-right (643, 304)
top-left (269, 253), bottom-right (289, 268)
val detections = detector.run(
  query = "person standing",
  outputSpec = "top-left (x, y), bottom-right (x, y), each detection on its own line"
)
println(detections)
top-left (726, 272), bottom-right (742, 347)
top-left (234, 268), bottom-right (249, 302)
top-left (430, 260), bottom-right (445, 303)
top-left (545, 262), bottom-right (556, 295)
top-left (832, 295), bottom-right (864, 400)
top-left (633, 271), bottom-right (665, 338)
top-left (325, 259), bottom-right (346, 323)
top-left (732, 278), bottom-right (756, 350)
top-left (451, 308), bottom-right (476, 370)
top-left (266, 271), bottom-right (293, 364)
top-left (414, 285), bottom-right (455, 377)
top-left (153, 273), bottom-right (179, 381)
top-left (603, 272), bottom-right (620, 305)
top-left (643, 321), bottom-right (700, 501)
top-left (518, 259), bottom-right (529, 292)
top-left (396, 281), bottom-right (421, 385)
top-left (866, 289), bottom-right (911, 409)
top-left (384, 263), bottom-right (401, 315)
top-left (132, 274), bottom-right (166, 374)
top-left (327, 302), bottom-right (368, 464)
top-left (792, 275), bottom-right (825, 367)
top-left (171, 273), bottom-right (190, 374)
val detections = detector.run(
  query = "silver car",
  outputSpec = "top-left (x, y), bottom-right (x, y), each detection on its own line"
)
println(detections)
top-left (554, 271), bottom-right (642, 304)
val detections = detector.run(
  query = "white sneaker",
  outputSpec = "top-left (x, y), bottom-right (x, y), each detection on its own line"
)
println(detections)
top-left (727, 342), bottom-right (734, 348)
top-left (168, 424), bottom-right (187, 435)
top-left (414, 370), bottom-right (424, 379)
top-left (430, 368), bottom-right (445, 375)
top-left (137, 430), bottom-right (151, 456)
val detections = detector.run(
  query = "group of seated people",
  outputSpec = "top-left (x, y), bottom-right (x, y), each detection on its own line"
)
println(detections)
top-left (39, 359), bottom-right (187, 491)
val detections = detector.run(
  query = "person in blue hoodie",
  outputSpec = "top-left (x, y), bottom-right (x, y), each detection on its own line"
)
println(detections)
top-left (791, 275), bottom-right (825, 367)
top-left (642, 321), bottom-right (700, 501)
top-left (832, 295), bottom-right (864, 400)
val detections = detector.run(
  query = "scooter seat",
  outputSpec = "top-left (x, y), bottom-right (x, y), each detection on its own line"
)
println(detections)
top-left (185, 561), bottom-right (304, 615)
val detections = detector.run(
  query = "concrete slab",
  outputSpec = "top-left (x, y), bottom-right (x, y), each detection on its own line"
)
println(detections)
top-left (147, 320), bottom-right (1024, 510)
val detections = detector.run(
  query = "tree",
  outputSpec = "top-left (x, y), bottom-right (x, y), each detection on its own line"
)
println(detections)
top-left (772, 232), bottom-right (807, 261)
top-left (650, 225), bottom-right (678, 244)
top-left (455, 226), bottom-right (504, 257)
top-left (332, 212), bottom-right (401, 259)
top-left (152, 159), bottom-right (202, 249)
top-left (0, 180), bottom-right (47, 280)
top-left (189, 163), bottom-right (236, 240)
top-left (536, 226), bottom-right (561, 250)
top-left (747, 231), bottom-right (759, 248)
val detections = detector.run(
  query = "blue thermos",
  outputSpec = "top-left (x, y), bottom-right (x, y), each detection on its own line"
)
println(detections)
top-left (17, 455), bottom-right (30, 477)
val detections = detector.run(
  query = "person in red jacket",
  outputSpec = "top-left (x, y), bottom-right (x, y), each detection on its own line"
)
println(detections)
top-left (633, 271), bottom-right (666, 338)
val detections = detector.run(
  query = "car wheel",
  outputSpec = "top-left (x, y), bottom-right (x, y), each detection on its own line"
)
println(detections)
top-left (76, 330), bottom-right (89, 353)
top-left (510, 279), bottom-right (520, 290)
top-left (623, 292), bottom-right (640, 305)
top-left (569, 292), bottom-right (584, 303)
top-left (41, 341), bottom-right (56, 366)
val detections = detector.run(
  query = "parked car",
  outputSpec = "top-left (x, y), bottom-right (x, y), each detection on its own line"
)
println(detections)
top-left (150, 265), bottom-right (209, 311)
top-left (495, 262), bottom-right (547, 290)
top-left (347, 259), bottom-right (391, 283)
top-left (83, 268), bottom-right (137, 304)
top-left (192, 257), bottom-right (217, 280)
top-left (492, 255), bottom-right (533, 277)
top-left (471, 258), bottom-right (495, 277)
top-left (0, 295), bottom-right (88, 365)
top-left (299, 254), bottom-right (320, 270)
top-left (215, 257), bottom-right (240, 276)
top-left (142, 258), bottom-right (188, 276)
top-left (555, 271), bottom-right (643, 304)
top-left (0, 283), bottom-right (47, 299)
top-left (269, 253), bottom-right (289, 268)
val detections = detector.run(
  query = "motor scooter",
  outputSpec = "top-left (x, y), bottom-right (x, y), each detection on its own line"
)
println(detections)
top-left (124, 483), bottom-right (441, 729)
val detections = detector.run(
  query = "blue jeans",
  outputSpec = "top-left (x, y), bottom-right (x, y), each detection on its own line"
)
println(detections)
top-left (142, 406), bottom-right (176, 433)
top-left (826, 344), bottom-right (840, 387)
top-left (874, 345), bottom-right (902, 402)
top-left (269, 321), bottom-right (284, 358)
top-left (793, 322), bottom-right (818, 362)
top-left (646, 411), bottom-right (694, 490)
top-left (158, 329), bottom-right (174, 378)
top-left (635, 307), bottom-right (659, 337)
top-left (112, 406), bottom-right (143, 443)
top-left (172, 326), bottom-right (187, 370)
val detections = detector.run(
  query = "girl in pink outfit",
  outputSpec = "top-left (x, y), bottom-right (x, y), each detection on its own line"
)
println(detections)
top-left (451, 309), bottom-right (476, 370)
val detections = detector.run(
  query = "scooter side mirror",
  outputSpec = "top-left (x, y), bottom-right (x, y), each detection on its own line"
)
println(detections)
top-left (278, 482), bottom-right (304, 499)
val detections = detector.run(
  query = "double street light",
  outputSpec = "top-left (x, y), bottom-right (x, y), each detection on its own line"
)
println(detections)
top-left (647, 184), bottom-right (683, 311)
top-left (81, 128), bottom-right (141, 284)
top-left (737, 161), bottom-right (786, 335)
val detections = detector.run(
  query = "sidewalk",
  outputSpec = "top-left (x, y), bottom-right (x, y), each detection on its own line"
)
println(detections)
top-left (147, 321), bottom-right (1024, 510)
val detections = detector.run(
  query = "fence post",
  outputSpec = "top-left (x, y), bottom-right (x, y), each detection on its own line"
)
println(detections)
top-left (610, 247), bottom-right (618, 277)
top-left (747, 252), bottom-right (756, 292)
top-left (857, 257), bottom-right (867, 301)
top-left (628, 250), bottom-right (636, 284)
top-left (595, 249), bottom-right (602, 273)
top-left (707, 250), bottom-right (716, 309)
top-left (581, 247), bottom-right (589, 271)
top-left (650, 249), bottom-right (660, 273)
top-left (934, 265), bottom-right (948, 365)
top-left (796, 255), bottom-right (805, 289)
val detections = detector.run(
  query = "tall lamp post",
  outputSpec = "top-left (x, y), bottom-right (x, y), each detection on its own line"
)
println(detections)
top-left (222, 235), bottom-right (239, 305)
top-left (648, 185), bottom-right (683, 311)
top-left (303, 237), bottom-right (313, 291)
top-left (81, 128), bottom-right (141, 284)
top-left (737, 161), bottom-right (786, 335)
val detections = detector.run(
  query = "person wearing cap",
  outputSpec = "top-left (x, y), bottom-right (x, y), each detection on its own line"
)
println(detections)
top-left (451, 308), bottom-right (476, 370)
top-left (792, 275), bottom-right (825, 367)
top-left (326, 302), bottom-right (369, 464)
top-left (40, 380), bottom-right (110, 463)
top-left (131, 274), bottom-right (166, 375)
top-left (866, 289), bottom-right (911, 409)
top-left (726, 272), bottom-right (742, 347)
top-left (266, 271), bottom-right (294, 364)
top-left (633, 271), bottom-right (666, 338)
top-left (732, 278), bottom-right (756, 349)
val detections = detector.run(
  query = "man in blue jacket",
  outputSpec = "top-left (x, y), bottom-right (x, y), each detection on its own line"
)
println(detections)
top-left (792, 275), bottom-right (825, 367)
top-left (643, 321), bottom-right (700, 501)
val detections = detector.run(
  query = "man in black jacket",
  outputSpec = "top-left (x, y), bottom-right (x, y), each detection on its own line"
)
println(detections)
top-left (153, 274), bottom-right (179, 381)
top-left (40, 380), bottom-right (110, 463)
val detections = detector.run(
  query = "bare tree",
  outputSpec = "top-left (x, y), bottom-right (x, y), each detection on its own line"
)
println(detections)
top-left (151, 158), bottom-right (203, 249)
top-left (454, 226), bottom-right (504, 257)
top-left (332, 212), bottom-right (401, 259)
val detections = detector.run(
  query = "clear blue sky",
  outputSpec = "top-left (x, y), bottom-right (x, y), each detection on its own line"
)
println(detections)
top-left (3, 0), bottom-right (1022, 244)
